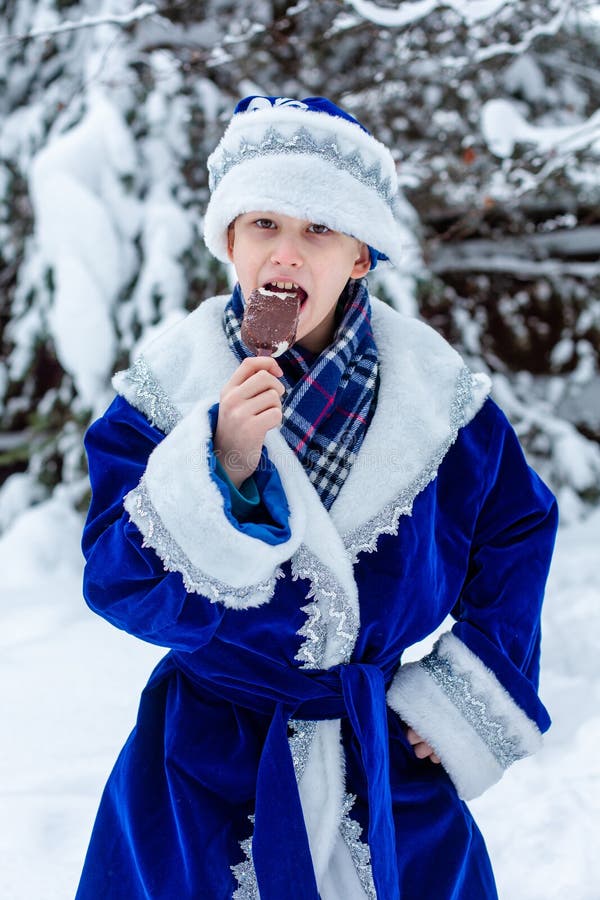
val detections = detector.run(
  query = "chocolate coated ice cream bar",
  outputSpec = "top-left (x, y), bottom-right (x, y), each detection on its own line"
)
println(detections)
top-left (241, 285), bottom-right (302, 357)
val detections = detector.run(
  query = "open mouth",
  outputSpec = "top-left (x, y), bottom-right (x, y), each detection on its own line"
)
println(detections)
top-left (262, 281), bottom-right (308, 306)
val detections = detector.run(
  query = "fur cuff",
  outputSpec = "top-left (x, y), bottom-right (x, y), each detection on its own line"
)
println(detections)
top-left (124, 398), bottom-right (305, 608)
top-left (386, 632), bottom-right (543, 799)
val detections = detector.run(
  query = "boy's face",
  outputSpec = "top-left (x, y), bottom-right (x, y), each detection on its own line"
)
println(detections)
top-left (227, 211), bottom-right (370, 355)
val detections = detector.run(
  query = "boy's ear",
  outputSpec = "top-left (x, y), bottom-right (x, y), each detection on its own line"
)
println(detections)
top-left (350, 241), bottom-right (371, 279)
top-left (226, 222), bottom-right (235, 261)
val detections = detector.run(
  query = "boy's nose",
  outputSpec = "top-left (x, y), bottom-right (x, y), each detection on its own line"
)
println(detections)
top-left (270, 235), bottom-right (303, 267)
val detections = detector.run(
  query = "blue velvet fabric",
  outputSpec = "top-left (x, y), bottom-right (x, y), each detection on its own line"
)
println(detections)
top-left (76, 394), bottom-right (557, 899)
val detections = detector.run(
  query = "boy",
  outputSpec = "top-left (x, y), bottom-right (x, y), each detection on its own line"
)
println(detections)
top-left (76, 97), bottom-right (557, 899)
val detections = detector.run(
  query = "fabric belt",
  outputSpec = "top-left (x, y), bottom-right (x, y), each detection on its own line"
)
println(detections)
top-left (173, 654), bottom-right (400, 900)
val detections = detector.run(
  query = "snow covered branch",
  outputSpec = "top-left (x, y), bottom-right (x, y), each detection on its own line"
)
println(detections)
top-left (345, 0), bottom-right (512, 28)
top-left (0, 2), bottom-right (159, 47)
top-left (345, 0), bottom-right (576, 70)
top-left (432, 255), bottom-right (600, 279)
top-left (481, 101), bottom-right (600, 159)
top-left (468, 0), bottom-right (573, 65)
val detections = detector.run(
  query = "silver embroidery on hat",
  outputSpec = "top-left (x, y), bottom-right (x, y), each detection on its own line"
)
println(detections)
top-left (209, 126), bottom-right (395, 206)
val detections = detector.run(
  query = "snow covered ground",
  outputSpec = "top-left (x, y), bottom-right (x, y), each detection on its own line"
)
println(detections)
top-left (1, 493), bottom-right (598, 899)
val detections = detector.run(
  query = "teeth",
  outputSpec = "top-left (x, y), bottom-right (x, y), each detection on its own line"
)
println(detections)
top-left (273, 281), bottom-right (296, 290)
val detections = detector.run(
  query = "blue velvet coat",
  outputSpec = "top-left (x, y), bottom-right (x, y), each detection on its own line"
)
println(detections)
top-left (76, 296), bottom-right (557, 900)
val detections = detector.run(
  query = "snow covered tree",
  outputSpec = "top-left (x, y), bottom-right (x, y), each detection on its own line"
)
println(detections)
top-left (0, 0), bottom-right (599, 529)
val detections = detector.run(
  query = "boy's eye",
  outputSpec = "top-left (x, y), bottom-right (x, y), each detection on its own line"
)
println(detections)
top-left (255, 218), bottom-right (276, 229)
top-left (308, 223), bottom-right (330, 234)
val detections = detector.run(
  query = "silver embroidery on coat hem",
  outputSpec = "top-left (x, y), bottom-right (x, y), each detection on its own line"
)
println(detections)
top-left (231, 815), bottom-right (259, 899)
top-left (340, 793), bottom-right (377, 899)
top-left (231, 723), bottom-right (377, 900)
top-left (121, 356), bottom-right (182, 434)
top-left (126, 478), bottom-right (281, 608)
top-left (288, 719), bottom-right (318, 781)
top-left (344, 367), bottom-right (477, 562)
top-left (231, 722), bottom-right (320, 898)
top-left (421, 645), bottom-right (528, 769)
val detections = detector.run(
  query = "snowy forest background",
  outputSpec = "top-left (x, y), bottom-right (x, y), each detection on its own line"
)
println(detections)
top-left (1, 0), bottom-right (600, 522)
top-left (1, 2), bottom-right (600, 899)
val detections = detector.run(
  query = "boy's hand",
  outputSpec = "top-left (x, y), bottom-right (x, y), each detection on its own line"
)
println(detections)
top-left (214, 357), bottom-right (285, 488)
top-left (405, 727), bottom-right (441, 764)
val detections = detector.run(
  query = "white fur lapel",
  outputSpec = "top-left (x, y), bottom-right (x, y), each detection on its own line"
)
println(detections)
top-left (114, 294), bottom-right (490, 550)
top-left (113, 295), bottom-right (236, 420)
top-left (331, 299), bottom-right (490, 540)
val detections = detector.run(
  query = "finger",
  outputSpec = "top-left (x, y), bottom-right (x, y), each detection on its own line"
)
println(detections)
top-left (413, 741), bottom-right (439, 761)
top-left (255, 406), bottom-right (283, 432)
top-left (228, 356), bottom-right (283, 389)
top-left (246, 370), bottom-right (286, 398)
top-left (405, 727), bottom-right (421, 746)
top-left (245, 388), bottom-right (283, 417)
top-left (230, 369), bottom-right (286, 403)
top-left (412, 742), bottom-right (433, 760)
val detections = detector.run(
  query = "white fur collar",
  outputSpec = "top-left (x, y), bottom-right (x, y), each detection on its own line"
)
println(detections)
top-left (113, 293), bottom-right (490, 545)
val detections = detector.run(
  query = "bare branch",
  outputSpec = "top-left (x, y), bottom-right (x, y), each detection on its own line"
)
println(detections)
top-left (434, 256), bottom-right (600, 278)
top-left (0, 2), bottom-right (159, 48)
top-left (536, 52), bottom-right (600, 88)
top-left (431, 228), bottom-right (600, 279)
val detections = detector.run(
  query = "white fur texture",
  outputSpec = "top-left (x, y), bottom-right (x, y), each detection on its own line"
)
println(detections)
top-left (114, 295), bottom-right (489, 600)
top-left (298, 720), bottom-right (346, 887)
top-left (386, 632), bottom-right (543, 800)
top-left (204, 155), bottom-right (407, 269)
top-left (320, 834), bottom-right (369, 900)
top-left (330, 300), bottom-right (490, 535)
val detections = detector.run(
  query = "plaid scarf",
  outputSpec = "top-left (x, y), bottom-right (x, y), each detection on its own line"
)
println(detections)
top-left (223, 279), bottom-right (379, 510)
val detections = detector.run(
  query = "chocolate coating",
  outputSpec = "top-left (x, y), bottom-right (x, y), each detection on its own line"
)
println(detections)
top-left (241, 288), bottom-right (301, 357)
